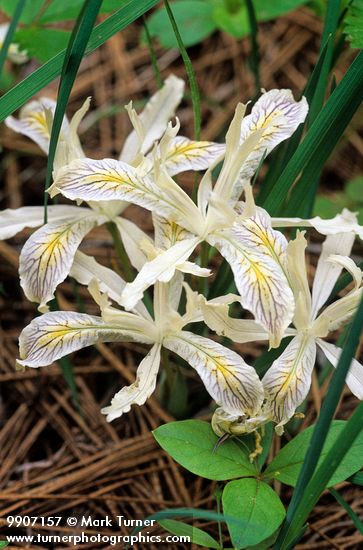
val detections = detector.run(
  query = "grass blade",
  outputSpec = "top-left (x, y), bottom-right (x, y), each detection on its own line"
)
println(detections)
top-left (143, 16), bottom-right (162, 88)
top-left (258, 38), bottom-right (331, 204)
top-left (0, 0), bottom-right (27, 74)
top-left (274, 295), bottom-right (363, 549)
top-left (330, 488), bottom-right (363, 533)
top-left (0, 0), bottom-right (160, 121)
top-left (308, 0), bottom-right (341, 122)
top-left (261, 50), bottom-right (363, 216)
top-left (164, 0), bottom-right (201, 140)
top-left (348, 471), bottom-right (363, 486)
top-left (245, 0), bottom-right (260, 98)
top-left (44, 0), bottom-right (103, 222)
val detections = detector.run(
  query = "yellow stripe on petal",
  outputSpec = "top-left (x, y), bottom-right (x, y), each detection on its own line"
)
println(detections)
top-left (209, 217), bottom-right (294, 347)
top-left (238, 89), bottom-right (308, 186)
top-left (5, 98), bottom-right (67, 154)
top-left (17, 311), bottom-right (154, 368)
top-left (19, 214), bottom-right (101, 311)
top-left (51, 158), bottom-right (200, 230)
top-left (262, 335), bottom-right (316, 429)
top-left (164, 331), bottom-right (264, 416)
top-left (153, 214), bottom-right (193, 250)
top-left (164, 136), bottom-right (225, 175)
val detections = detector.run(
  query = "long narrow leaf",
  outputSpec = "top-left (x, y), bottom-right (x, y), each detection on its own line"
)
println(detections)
top-left (0, 0), bottom-right (160, 121)
top-left (274, 295), bottom-right (363, 549)
top-left (258, 38), bottom-right (331, 203)
top-left (44, 0), bottom-right (103, 221)
top-left (245, 0), bottom-right (260, 98)
top-left (330, 488), bottom-right (363, 534)
top-left (261, 51), bottom-right (363, 216)
top-left (308, 0), bottom-right (341, 122)
top-left (164, 0), bottom-right (200, 140)
top-left (0, 0), bottom-right (27, 74)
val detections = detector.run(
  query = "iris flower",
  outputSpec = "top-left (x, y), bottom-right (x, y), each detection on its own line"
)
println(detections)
top-left (16, 242), bottom-right (262, 422)
top-left (203, 229), bottom-right (363, 436)
top-left (1, 75), bottom-right (222, 311)
top-left (50, 89), bottom-right (310, 347)
top-left (0, 23), bottom-right (28, 64)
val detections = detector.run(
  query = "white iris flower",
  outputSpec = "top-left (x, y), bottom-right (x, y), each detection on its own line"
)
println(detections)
top-left (1, 76), bottom-right (223, 312)
top-left (203, 229), bottom-right (363, 436)
top-left (50, 89), bottom-right (311, 348)
top-left (16, 248), bottom-right (263, 423)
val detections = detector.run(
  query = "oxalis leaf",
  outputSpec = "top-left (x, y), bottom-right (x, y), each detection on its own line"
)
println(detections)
top-left (264, 420), bottom-right (363, 487)
top-left (145, 0), bottom-right (216, 48)
top-left (158, 519), bottom-right (221, 549)
top-left (222, 478), bottom-right (286, 549)
top-left (153, 420), bottom-right (258, 480)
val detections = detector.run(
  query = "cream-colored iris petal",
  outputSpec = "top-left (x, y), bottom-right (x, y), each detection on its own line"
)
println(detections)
top-left (201, 300), bottom-right (269, 343)
top-left (271, 209), bottom-right (363, 239)
top-left (0, 23), bottom-right (28, 63)
top-left (316, 339), bottom-right (363, 400)
top-left (197, 169), bottom-right (213, 217)
top-left (164, 330), bottom-right (264, 416)
top-left (19, 214), bottom-right (103, 311)
top-left (208, 218), bottom-right (294, 348)
top-left (163, 136), bottom-right (225, 176)
top-left (262, 335), bottom-right (316, 429)
top-left (51, 158), bottom-right (199, 232)
top-left (101, 344), bottom-right (162, 421)
top-left (121, 237), bottom-right (201, 310)
top-left (286, 231), bottom-right (311, 329)
top-left (327, 255), bottom-right (362, 290)
top-left (17, 310), bottom-right (154, 368)
top-left (69, 251), bottom-right (151, 320)
top-left (237, 206), bottom-right (289, 267)
top-left (53, 97), bottom-right (89, 174)
top-left (5, 97), bottom-right (67, 154)
top-left (120, 74), bottom-right (185, 163)
top-left (0, 204), bottom-right (90, 239)
top-left (152, 214), bottom-right (193, 251)
top-left (115, 217), bottom-right (153, 271)
top-left (311, 233), bottom-right (356, 319)
top-left (314, 287), bottom-right (363, 334)
top-left (213, 103), bottom-right (263, 202)
top-left (235, 89), bottom-right (308, 196)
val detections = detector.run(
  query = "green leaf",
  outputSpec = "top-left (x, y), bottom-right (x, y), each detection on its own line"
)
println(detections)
top-left (346, 176), bottom-right (363, 203)
top-left (261, 50), bottom-right (363, 215)
top-left (158, 519), bottom-right (221, 549)
top-left (0, 0), bottom-right (160, 122)
top-left (146, 1), bottom-right (216, 48)
top-left (246, 531), bottom-right (279, 550)
top-left (0, 543), bottom-right (9, 548)
top-left (153, 420), bottom-right (257, 480)
top-left (212, 0), bottom-right (306, 38)
top-left (313, 195), bottom-right (343, 218)
top-left (212, 3), bottom-right (249, 38)
top-left (265, 420), bottom-right (363, 487)
top-left (15, 27), bottom-right (71, 63)
top-left (348, 471), bottom-right (363, 486)
top-left (330, 488), bottom-right (363, 534)
top-left (0, 0), bottom-right (44, 24)
top-left (222, 478), bottom-right (286, 548)
top-left (39, 0), bottom-right (122, 23)
top-left (345, 0), bottom-right (363, 48)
